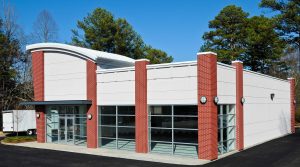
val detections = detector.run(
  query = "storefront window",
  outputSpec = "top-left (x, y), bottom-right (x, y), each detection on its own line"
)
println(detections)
top-left (218, 105), bottom-right (236, 155)
top-left (98, 106), bottom-right (135, 151)
top-left (149, 105), bottom-right (198, 157)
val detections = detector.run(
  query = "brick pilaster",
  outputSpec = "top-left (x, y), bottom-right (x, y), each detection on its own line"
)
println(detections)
top-left (32, 51), bottom-right (45, 143)
top-left (197, 52), bottom-right (218, 160)
top-left (36, 105), bottom-right (45, 142)
top-left (135, 59), bottom-right (149, 153)
top-left (288, 78), bottom-right (296, 134)
top-left (86, 60), bottom-right (97, 148)
top-left (232, 61), bottom-right (244, 151)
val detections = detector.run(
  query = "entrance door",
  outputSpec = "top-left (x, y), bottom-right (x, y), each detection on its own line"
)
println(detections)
top-left (66, 117), bottom-right (74, 144)
top-left (59, 117), bottom-right (66, 143)
top-left (58, 116), bottom-right (74, 144)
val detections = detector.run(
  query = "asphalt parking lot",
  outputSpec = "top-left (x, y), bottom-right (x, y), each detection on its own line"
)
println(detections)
top-left (0, 129), bottom-right (300, 167)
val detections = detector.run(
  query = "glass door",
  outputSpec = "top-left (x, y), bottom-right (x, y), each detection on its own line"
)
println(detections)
top-left (59, 117), bottom-right (66, 143)
top-left (66, 117), bottom-right (74, 144)
top-left (58, 116), bottom-right (74, 144)
top-left (46, 106), bottom-right (87, 146)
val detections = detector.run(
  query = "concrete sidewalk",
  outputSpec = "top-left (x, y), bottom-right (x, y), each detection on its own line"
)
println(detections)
top-left (2, 142), bottom-right (209, 166)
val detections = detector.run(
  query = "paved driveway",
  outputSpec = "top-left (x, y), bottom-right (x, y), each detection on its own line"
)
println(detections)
top-left (0, 129), bottom-right (300, 167)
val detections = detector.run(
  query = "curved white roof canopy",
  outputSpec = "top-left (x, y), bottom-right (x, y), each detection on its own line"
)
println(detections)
top-left (26, 43), bottom-right (135, 68)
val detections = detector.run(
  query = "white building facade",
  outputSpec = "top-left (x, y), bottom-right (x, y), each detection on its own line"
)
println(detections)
top-left (23, 43), bottom-right (296, 160)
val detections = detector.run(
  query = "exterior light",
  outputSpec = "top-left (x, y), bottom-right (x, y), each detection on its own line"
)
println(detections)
top-left (270, 93), bottom-right (275, 101)
top-left (214, 96), bottom-right (219, 104)
top-left (294, 100), bottom-right (297, 105)
top-left (87, 114), bottom-right (93, 120)
top-left (36, 113), bottom-right (40, 119)
top-left (200, 96), bottom-right (207, 104)
top-left (241, 97), bottom-right (245, 105)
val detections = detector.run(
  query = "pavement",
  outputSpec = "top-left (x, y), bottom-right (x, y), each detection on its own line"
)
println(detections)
top-left (2, 141), bottom-right (208, 165)
top-left (0, 129), bottom-right (300, 167)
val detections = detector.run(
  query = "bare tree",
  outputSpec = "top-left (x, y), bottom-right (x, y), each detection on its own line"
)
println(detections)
top-left (14, 110), bottom-right (24, 136)
top-left (32, 10), bottom-right (58, 43)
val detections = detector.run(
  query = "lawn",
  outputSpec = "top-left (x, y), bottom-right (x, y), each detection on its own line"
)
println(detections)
top-left (1, 135), bottom-right (36, 143)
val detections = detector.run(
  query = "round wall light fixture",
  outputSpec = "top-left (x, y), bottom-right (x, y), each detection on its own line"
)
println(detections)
top-left (87, 114), bottom-right (93, 120)
top-left (36, 113), bottom-right (40, 119)
top-left (241, 97), bottom-right (245, 104)
top-left (214, 96), bottom-right (219, 104)
top-left (200, 96), bottom-right (207, 104)
top-left (294, 100), bottom-right (297, 105)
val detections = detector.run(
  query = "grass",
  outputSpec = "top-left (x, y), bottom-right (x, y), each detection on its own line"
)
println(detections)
top-left (2, 135), bottom-right (37, 143)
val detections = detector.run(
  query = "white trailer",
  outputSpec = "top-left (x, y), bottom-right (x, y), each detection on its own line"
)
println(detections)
top-left (2, 110), bottom-right (36, 135)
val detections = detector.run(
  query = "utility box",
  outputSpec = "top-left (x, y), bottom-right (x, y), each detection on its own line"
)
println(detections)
top-left (2, 110), bottom-right (36, 135)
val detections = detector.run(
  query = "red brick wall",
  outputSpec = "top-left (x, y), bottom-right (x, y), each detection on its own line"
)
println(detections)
top-left (232, 61), bottom-right (244, 151)
top-left (289, 78), bottom-right (295, 134)
top-left (197, 52), bottom-right (218, 160)
top-left (32, 51), bottom-right (44, 101)
top-left (32, 51), bottom-right (45, 143)
top-left (35, 105), bottom-right (45, 142)
top-left (86, 60), bottom-right (98, 148)
top-left (135, 60), bottom-right (149, 153)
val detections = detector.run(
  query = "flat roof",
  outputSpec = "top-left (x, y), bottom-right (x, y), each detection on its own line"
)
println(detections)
top-left (19, 100), bottom-right (92, 106)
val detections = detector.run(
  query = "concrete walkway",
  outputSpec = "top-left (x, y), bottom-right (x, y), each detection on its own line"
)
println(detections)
top-left (3, 142), bottom-right (209, 165)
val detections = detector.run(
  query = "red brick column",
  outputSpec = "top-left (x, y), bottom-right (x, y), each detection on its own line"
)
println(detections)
top-left (232, 61), bottom-right (244, 151)
top-left (288, 78), bottom-right (296, 134)
top-left (35, 105), bottom-right (45, 142)
top-left (197, 52), bottom-right (218, 160)
top-left (86, 60), bottom-right (98, 148)
top-left (32, 51), bottom-right (45, 143)
top-left (135, 59), bottom-right (149, 153)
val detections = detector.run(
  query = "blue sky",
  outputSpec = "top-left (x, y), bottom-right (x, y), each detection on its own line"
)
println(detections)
top-left (8, 0), bottom-right (269, 62)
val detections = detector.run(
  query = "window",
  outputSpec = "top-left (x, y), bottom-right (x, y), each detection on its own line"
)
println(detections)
top-left (218, 105), bottom-right (235, 155)
top-left (98, 106), bottom-right (135, 151)
top-left (149, 105), bottom-right (198, 157)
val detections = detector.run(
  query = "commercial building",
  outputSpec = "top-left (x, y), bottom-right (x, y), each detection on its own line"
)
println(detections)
top-left (22, 43), bottom-right (296, 160)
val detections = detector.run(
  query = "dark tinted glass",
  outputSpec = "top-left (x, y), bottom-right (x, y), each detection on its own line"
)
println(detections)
top-left (173, 117), bottom-right (197, 129)
top-left (118, 106), bottom-right (135, 115)
top-left (118, 116), bottom-right (135, 126)
top-left (150, 116), bottom-right (172, 128)
top-left (150, 106), bottom-right (172, 115)
top-left (100, 106), bottom-right (116, 115)
top-left (151, 129), bottom-right (172, 142)
top-left (174, 129), bottom-right (197, 143)
top-left (100, 116), bottom-right (116, 126)
top-left (118, 127), bottom-right (135, 139)
top-left (173, 106), bottom-right (197, 116)
top-left (100, 138), bottom-right (115, 147)
top-left (101, 126), bottom-right (116, 138)
top-left (222, 105), bottom-right (227, 114)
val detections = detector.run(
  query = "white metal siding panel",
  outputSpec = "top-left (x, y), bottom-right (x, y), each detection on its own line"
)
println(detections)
top-left (217, 65), bottom-right (236, 104)
top-left (243, 71), bottom-right (291, 148)
top-left (97, 70), bottom-right (135, 105)
top-left (147, 65), bottom-right (197, 105)
top-left (44, 52), bottom-right (87, 101)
